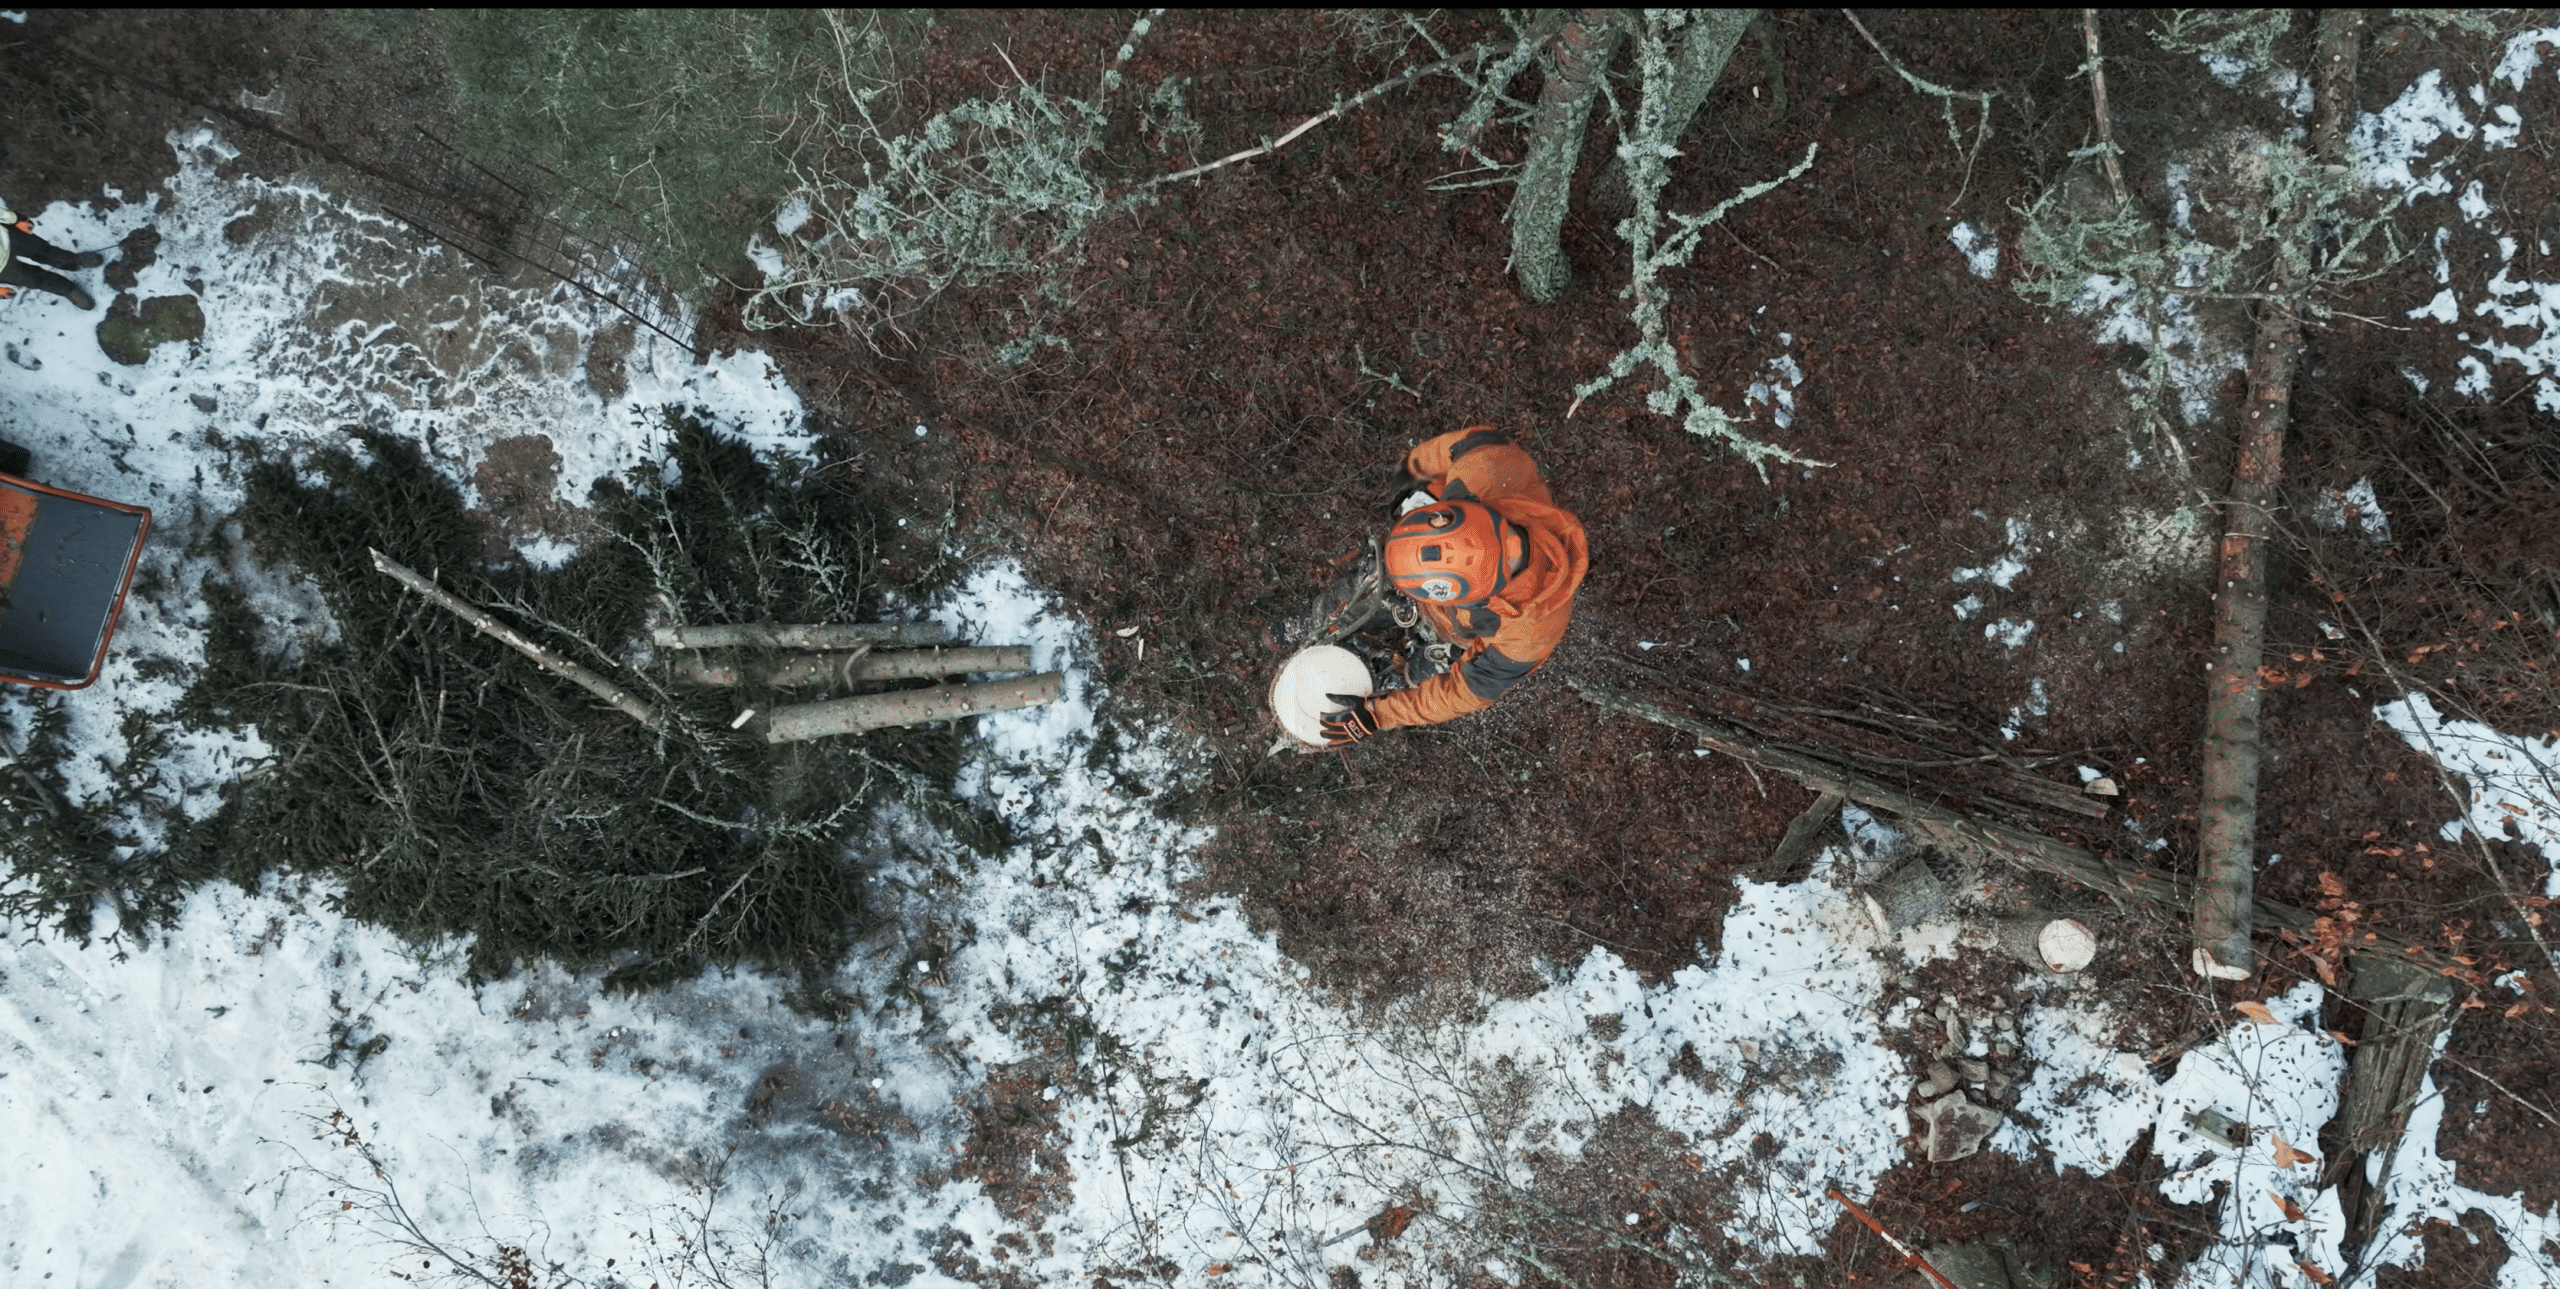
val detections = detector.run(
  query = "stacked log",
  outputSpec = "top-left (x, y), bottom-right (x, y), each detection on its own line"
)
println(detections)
top-left (656, 622), bottom-right (1059, 743)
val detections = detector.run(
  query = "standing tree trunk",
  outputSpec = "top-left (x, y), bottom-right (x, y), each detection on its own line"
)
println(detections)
top-left (1648, 10), bottom-right (1756, 162)
top-left (1510, 9), bottom-right (1627, 303)
top-left (1588, 9), bottom-right (1758, 224)
top-left (2191, 10), bottom-right (2363, 981)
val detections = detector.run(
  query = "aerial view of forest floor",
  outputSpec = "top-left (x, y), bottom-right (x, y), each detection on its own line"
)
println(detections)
top-left (2, 9), bottom-right (2557, 1289)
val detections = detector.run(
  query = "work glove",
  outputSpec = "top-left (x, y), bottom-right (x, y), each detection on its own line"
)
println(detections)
top-left (1319, 693), bottom-right (1380, 747)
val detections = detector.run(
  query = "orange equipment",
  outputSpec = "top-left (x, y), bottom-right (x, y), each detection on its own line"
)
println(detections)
top-left (1364, 426), bottom-right (1586, 731)
top-left (1383, 499), bottom-right (1521, 606)
top-left (0, 469), bottom-right (152, 689)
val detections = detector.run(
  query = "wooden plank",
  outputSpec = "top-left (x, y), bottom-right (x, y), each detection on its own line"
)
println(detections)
top-left (1766, 790), bottom-right (1845, 877)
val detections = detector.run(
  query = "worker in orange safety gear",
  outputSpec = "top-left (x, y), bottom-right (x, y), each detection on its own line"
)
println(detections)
top-left (1268, 426), bottom-right (1588, 746)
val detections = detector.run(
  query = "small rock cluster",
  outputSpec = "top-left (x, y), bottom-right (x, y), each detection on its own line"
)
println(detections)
top-left (1912, 996), bottom-right (2027, 1163)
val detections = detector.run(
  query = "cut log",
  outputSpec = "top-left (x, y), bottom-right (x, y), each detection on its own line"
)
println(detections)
top-left (371, 549), bottom-right (657, 727)
top-left (1995, 913), bottom-right (2097, 975)
top-left (2309, 10), bottom-right (2367, 163)
top-left (670, 645), bottom-right (1032, 690)
top-left (1766, 789), bottom-right (1845, 877)
top-left (1861, 855), bottom-right (1951, 933)
top-left (653, 622), bottom-right (956, 651)
top-left (2192, 10), bottom-right (2364, 983)
top-left (2190, 262), bottom-right (2299, 978)
top-left (760, 673), bottom-right (1063, 743)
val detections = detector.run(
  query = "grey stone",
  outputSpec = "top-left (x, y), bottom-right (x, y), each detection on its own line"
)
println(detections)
top-left (1919, 1091), bottom-right (2003, 1162)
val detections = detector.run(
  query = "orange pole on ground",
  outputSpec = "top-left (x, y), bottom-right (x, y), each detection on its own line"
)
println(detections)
top-left (1827, 1188), bottom-right (1960, 1289)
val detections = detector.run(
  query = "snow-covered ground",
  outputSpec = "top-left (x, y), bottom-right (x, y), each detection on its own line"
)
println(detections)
top-left (4, 93), bottom-right (2560, 1289)
top-left (2357, 26), bottom-right (2560, 413)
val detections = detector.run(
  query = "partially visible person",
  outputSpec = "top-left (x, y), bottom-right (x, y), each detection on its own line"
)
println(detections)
top-left (0, 203), bottom-right (105, 311)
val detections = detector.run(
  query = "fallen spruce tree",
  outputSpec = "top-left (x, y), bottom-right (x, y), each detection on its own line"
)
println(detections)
top-left (168, 413), bottom-right (1001, 991)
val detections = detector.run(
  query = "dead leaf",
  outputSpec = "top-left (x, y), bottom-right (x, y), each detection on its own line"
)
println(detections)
top-left (2327, 1029), bottom-right (2359, 1046)
top-left (2084, 776), bottom-right (2120, 796)
top-left (2234, 1000), bottom-right (2279, 1025)
top-left (1368, 1204), bottom-right (1417, 1240)
top-left (2298, 1259), bottom-right (2337, 1285)
top-left (2268, 1191), bottom-right (2307, 1223)
top-left (2318, 872), bottom-right (2348, 897)
top-left (1205, 1264), bottom-right (1232, 1277)
top-left (2271, 1132), bottom-right (2317, 1169)
top-left (2506, 1000), bottom-right (2536, 1019)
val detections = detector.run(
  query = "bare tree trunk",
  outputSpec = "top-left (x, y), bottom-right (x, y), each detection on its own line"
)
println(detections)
top-left (2191, 258), bottom-right (2300, 980)
top-left (2081, 10), bottom-right (2130, 205)
top-left (2192, 11), bottom-right (2362, 981)
top-left (652, 621), bottom-right (955, 650)
top-left (759, 672), bottom-right (1063, 743)
top-left (371, 549), bottom-right (658, 727)
top-left (1510, 9), bottom-right (1627, 303)
top-left (2309, 9), bottom-right (2367, 162)
top-left (671, 645), bottom-right (1032, 690)
top-left (1591, 9), bottom-right (1756, 223)
top-left (1651, 10), bottom-right (1755, 160)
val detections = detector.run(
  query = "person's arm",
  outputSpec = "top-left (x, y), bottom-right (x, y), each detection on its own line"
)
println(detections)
top-left (1367, 617), bottom-right (1563, 729)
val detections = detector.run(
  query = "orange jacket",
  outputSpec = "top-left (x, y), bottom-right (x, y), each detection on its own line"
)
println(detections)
top-left (1368, 427), bottom-right (1588, 730)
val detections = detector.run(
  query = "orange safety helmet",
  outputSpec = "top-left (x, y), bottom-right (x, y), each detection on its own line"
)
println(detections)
top-left (1383, 499), bottom-right (1523, 605)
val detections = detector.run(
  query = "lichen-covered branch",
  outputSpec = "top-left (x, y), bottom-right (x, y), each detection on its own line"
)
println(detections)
top-left (1574, 12), bottom-right (1816, 476)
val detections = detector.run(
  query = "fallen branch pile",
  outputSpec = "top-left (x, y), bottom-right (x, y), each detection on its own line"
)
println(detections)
top-left (1567, 678), bottom-right (2457, 978)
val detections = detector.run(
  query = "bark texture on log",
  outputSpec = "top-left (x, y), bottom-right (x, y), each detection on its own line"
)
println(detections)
top-left (653, 622), bottom-right (956, 651)
top-left (2309, 10), bottom-right (2367, 163)
top-left (2191, 271), bottom-right (2299, 978)
top-left (760, 672), bottom-right (1063, 743)
top-left (2193, 8), bottom-right (2364, 980)
top-left (1651, 11), bottom-right (1755, 167)
top-left (1567, 679), bottom-right (2461, 976)
top-left (1766, 788), bottom-right (1845, 877)
top-left (1862, 855), bottom-right (1951, 932)
top-left (1509, 9), bottom-right (1626, 304)
top-left (672, 645), bottom-right (1031, 690)
top-left (1995, 914), bottom-right (2096, 975)
top-left (1590, 10), bottom-right (1757, 224)
top-left (2336, 953), bottom-right (2457, 1152)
